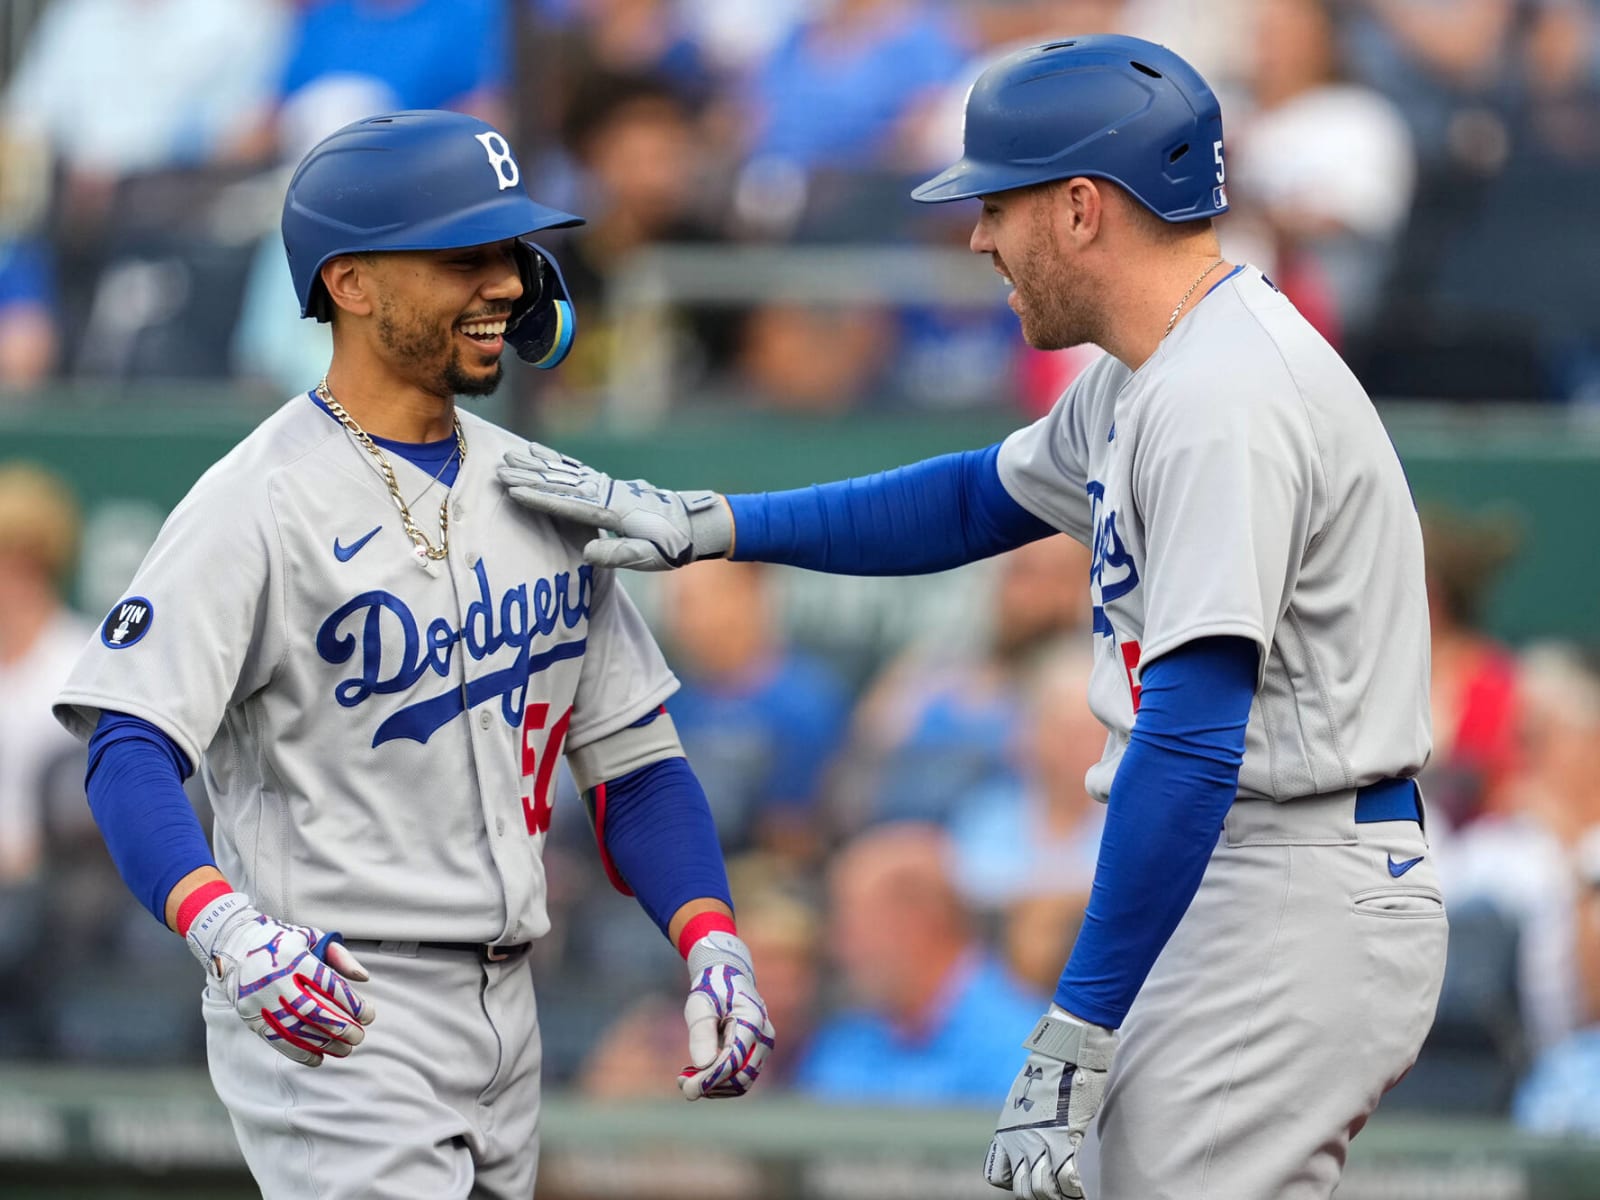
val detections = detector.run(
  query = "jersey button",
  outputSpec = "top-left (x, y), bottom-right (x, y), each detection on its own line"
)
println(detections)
top-left (454, 502), bottom-right (467, 520)
top-left (496, 817), bottom-right (506, 836)
top-left (467, 551), bottom-right (480, 568)
top-left (478, 710), bottom-right (492, 730)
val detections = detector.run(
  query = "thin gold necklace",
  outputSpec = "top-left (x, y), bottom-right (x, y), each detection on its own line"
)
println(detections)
top-left (316, 377), bottom-right (466, 563)
top-left (1164, 258), bottom-right (1226, 338)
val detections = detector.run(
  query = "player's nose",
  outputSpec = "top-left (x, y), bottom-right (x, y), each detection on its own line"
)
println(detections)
top-left (481, 245), bottom-right (525, 303)
top-left (969, 220), bottom-right (995, 255)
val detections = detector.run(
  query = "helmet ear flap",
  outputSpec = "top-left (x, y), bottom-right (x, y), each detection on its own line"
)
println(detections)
top-left (506, 240), bottom-right (577, 369)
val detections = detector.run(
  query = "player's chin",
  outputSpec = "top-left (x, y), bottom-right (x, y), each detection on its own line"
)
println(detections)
top-left (447, 356), bottom-right (504, 398)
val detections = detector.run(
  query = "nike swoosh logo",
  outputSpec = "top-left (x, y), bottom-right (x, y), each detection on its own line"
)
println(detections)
top-left (334, 526), bottom-right (382, 562)
top-left (1387, 854), bottom-right (1424, 878)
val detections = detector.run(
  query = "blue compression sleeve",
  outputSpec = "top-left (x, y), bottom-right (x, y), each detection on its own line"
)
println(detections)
top-left (86, 712), bottom-right (212, 923)
top-left (1054, 636), bottom-right (1258, 1028)
top-left (587, 756), bottom-right (733, 935)
top-left (725, 442), bottom-right (1055, 575)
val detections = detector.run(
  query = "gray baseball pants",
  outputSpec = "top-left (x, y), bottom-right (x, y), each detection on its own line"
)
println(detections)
top-left (1078, 788), bottom-right (1448, 1200)
top-left (203, 941), bottom-right (542, 1199)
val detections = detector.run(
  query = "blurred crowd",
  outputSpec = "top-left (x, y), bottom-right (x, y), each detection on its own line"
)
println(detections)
top-left (3, 0), bottom-right (1600, 416)
top-left (4, 0), bottom-right (1600, 1137)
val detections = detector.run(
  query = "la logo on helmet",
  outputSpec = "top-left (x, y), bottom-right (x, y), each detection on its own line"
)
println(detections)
top-left (473, 131), bottom-right (521, 191)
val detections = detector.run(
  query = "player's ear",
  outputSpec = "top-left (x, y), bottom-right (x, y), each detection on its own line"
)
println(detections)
top-left (320, 254), bottom-right (376, 321)
top-left (1055, 177), bottom-right (1104, 248)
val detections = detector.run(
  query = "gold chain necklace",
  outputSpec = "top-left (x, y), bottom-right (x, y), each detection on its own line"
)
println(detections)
top-left (1164, 258), bottom-right (1226, 339)
top-left (316, 377), bottom-right (466, 562)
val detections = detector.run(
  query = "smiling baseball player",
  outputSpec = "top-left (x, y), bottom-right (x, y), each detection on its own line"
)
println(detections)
top-left (499, 37), bottom-right (1447, 1200)
top-left (53, 110), bottom-right (772, 1199)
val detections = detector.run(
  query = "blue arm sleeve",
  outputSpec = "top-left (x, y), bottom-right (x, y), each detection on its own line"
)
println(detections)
top-left (86, 712), bottom-right (212, 924)
top-left (725, 442), bottom-right (1056, 575)
top-left (586, 756), bottom-right (733, 936)
top-left (1054, 636), bottom-right (1258, 1028)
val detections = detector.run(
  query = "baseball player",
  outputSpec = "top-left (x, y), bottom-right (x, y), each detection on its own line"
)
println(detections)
top-left (499, 37), bottom-right (1447, 1200)
top-left (53, 110), bottom-right (773, 1199)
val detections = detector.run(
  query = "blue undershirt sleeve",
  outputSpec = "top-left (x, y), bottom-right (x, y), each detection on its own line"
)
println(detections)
top-left (724, 442), bottom-right (1056, 575)
top-left (86, 711), bottom-right (212, 924)
top-left (586, 755), bottom-right (732, 936)
top-left (1054, 636), bottom-right (1259, 1028)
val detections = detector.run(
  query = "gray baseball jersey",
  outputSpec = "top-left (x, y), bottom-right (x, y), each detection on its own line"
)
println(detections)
top-left (997, 266), bottom-right (1432, 803)
top-left (55, 395), bottom-right (676, 945)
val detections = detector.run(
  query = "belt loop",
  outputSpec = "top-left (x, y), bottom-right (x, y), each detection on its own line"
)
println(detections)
top-left (485, 944), bottom-right (512, 962)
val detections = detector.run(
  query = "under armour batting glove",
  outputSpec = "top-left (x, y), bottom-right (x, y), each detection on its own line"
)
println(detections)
top-left (186, 891), bottom-right (376, 1068)
top-left (986, 1006), bottom-right (1118, 1200)
top-left (678, 930), bottom-right (776, 1099)
top-left (499, 443), bottom-right (731, 571)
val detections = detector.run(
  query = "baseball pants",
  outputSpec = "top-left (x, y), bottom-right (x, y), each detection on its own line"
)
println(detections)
top-left (1078, 787), bottom-right (1448, 1200)
top-left (203, 940), bottom-right (542, 1199)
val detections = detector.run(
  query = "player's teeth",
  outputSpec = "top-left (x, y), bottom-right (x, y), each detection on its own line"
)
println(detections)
top-left (461, 321), bottom-right (506, 336)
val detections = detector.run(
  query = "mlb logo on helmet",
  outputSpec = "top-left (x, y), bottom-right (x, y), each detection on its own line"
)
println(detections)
top-left (1214, 185), bottom-right (1227, 209)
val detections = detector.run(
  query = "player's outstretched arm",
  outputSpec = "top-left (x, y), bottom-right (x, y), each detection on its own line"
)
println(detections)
top-left (177, 879), bottom-right (377, 1069)
top-left (499, 441), bottom-right (1055, 576)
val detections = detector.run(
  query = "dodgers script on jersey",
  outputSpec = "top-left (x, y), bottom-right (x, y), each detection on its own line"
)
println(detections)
top-left (55, 396), bottom-right (676, 945)
top-left (997, 267), bottom-right (1431, 803)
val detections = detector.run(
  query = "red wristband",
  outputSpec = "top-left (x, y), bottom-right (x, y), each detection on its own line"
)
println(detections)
top-left (175, 879), bottom-right (235, 937)
top-left (676, 910), bottom-right (737, 959)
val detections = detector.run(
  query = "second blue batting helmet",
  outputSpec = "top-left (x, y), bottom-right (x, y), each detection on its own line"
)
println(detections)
top-left (911, 35), bottom-right (1228, 221)
top-left (282, 110), bottom-right (584, 368)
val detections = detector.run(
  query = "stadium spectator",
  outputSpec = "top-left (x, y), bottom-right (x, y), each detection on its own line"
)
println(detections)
top-left (735, 300), bottom-right (897, 414)
top-left (551, 71), bottom-right (728, 401)
top-left (0, 237), bottom-right (57, 389)
top-left (1225, 0), bottom-right (1416, 336)
top-left (1434, 644), bottom-right (1600, 1058)
top-left (660, 558), bottom-right (851, 861)
top-left (0, 464), bottom-right (91, 1055)
top-left (1, 0), bottom-right (290, 194)
top-left (834, 534), bottom-right (1091, 831)
top-left (1419, 506), bottom-right (1523, 830)
top-left (263, 0), bottom-right (510, 162)
top-left (734, 0), bottom-right (972, 235)
top-left (1509, 648), bottom-right (1600, 1133)
top-left (792, 823), bottom-right (1042, 1105)
top-left (947, 639), bottom-right (1104, 907)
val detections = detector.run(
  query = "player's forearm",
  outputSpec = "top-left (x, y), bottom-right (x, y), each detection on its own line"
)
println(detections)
top-left (86, 711), bottom-right (220, 929)
top-left (1053, 637), bottom-right (1257, 1027)
top-left (584, 755), bottom-right (735, 942)
top-left (724, 443), bottom-right (1054, 575)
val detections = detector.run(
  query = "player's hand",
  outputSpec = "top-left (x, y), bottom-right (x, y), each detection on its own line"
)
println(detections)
top-left (985, 1006), bottom-right (1117, 1200)
top-left (678, 930), bottom-right (776, 1099)
top-left (186, 891), bottom-right (376, 1068)
top-left (499, 443), bottom-right (731, 571)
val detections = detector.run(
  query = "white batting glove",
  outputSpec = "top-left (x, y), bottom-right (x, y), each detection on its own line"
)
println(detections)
top-left (499, 443), bottom-right (731, 571)
top-left (678, 930), bottom-right (776, 1100)
top-left (985, 1006), bottom-right (1118, 1200)
top-left (186, 891), bottom-right (376, 1068)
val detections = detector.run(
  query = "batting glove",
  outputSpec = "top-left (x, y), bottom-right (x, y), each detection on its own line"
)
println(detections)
top-left (678, 930), bottom-right (776, 1100)
top-left (986, 1006), bottom-right (1118, 1200)
top-left (186, 891), bottom-right (376, 1068)
top-left (499, 443), bottom-right (731, 571)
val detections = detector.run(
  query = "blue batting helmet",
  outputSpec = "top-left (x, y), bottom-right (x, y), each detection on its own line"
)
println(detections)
top-left (911, 36), bottom-right (1228, 221)
top-left (282, 110), bottom-right (584, 368)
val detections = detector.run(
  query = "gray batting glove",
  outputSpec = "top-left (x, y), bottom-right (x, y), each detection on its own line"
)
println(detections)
top-left (499, 443), bottom-right (731, 571)
top-left (187, 891), bottom-right (375, 1068)
top-left (985, 1006), bottom-right (1117, 1200)
top-left (678, 931), bottom-right (776, 1100)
